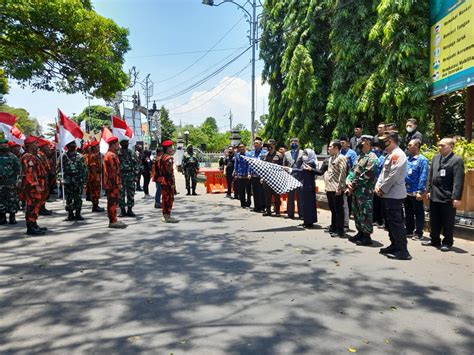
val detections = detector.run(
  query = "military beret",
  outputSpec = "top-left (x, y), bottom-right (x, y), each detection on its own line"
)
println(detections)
top-left (38, 138), bottom-right (50, 147)
top-left (8, 141), bottom-right (19, 147)
top-left (162, 140), bottom-right (173, 148)
top-left (24, 136), bottom-right (39, 145)
top-left (90, 140), bottom-right (100, 147)
top-left (106, 136), bottom-right (118, 144)
top-left (83, 142), bottom-right (90, 150)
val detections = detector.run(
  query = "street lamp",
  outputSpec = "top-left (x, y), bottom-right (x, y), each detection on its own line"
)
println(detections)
top-left (184, 130), bottom-right (190, 146)
top-left (202, 0), bottom-right (261, 143)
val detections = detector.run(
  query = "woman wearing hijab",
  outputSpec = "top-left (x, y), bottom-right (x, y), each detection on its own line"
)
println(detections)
top-left (286, 148), bottom-right (318, 228)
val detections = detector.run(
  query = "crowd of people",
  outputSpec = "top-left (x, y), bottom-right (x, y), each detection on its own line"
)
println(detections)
top-left (0, 118), bottom-right (466, 261)
top-left (219, 119), bottom-right (465, 260)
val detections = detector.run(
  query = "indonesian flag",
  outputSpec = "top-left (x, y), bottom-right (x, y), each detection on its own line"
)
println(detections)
top-left (0, 112), bottom-right (25, 146)
top-left (111, 115), bottom-right (135, 147)
top-left (10, 126), bottom-right (26, 146)
top-left (59, 109), bottom-right (84, 150)
top-left (100, 126), bottom-right (113, 155)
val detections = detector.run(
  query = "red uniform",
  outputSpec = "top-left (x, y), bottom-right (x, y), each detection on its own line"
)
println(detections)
top-left (103, 150), bottom-right (121, 223)
top-left (20, 153), bottom-right (44, 223)
top-left (36, 150), bottom-right (50, 207)
top-left (158, 153), bottom-right (175, 215)
top-left (86, 152), bottom-right (102, 205)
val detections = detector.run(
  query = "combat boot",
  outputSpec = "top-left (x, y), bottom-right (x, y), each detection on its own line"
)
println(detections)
top-left (65, 210), bottom-right (75, 221)
top-left (356, 233), bottom-right (373, 246)
top-left (34, 222), bottom-right (48, 232)
top-left (186, 188), bottom-right (191, 195)
top-left (154, 203), bottom-right (162, 209)
top-left (75, 210), bottom-right (84, 221)
top-left (348, 232), bottom-right (362, 243)
top-left (162, 214), bottom-right (179, 223)
top-left (91, 204), bottom-right (105, 212)
top-left (126, 207), bottom-right (136, 217)
top-left (192, 189), bottom-right (198, 196)
top-left (108, 221), bottom-right (127, 229)
top-left (119, 207), bottom-right (127, 217)
top-left (0, 213), bottom-right (6, 225)
top-left (9, 213), bottom-right (17, 224)
top-left (26, 222), bottom-right (45, 235)
top-left (39, 205), bottom-right (52, 216)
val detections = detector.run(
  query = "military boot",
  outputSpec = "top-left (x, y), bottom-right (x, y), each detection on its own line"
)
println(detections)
top-left (108, 221), bottom-right (127, 229)
top-left (126, 207), bottom-right (136, 217)
top-left (9, 213), bottom-right (17, 225)
top-left (0, 213), bottom-right (6, 225)
top-left (192, 183), bottom-right (198, 195)
top-left (65, 210), bottom-right (75, 221)
top-left (119, 207), bottom-right (127, 217)
top-left (186, 188), bottom-right (191, 196)
top-left (162, 214), bottom-right (179, 223)
top-left (75, 210), bottom-right (84, 221)
top-left (356, 233), bottom-right (373, 246)
top-left (92, 204), bottom-right (105, 212)
top-left (348, 232), bottom-right (362, 243)
top-left (39, 205), bottom-right (52, 216)
top-left (27, 222), bottom-right (45, 235)
top-left (34, 222), bottom-right (48, 231)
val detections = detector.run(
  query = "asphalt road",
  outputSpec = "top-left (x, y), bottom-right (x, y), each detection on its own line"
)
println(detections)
top-left (0, 177), bottom-right (473, 354)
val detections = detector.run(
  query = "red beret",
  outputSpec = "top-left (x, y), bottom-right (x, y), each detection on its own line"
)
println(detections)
top-left (38, 138), bottom-right (50, 147)
top-left (8, 141), bottom-right (19, 147)
top-left (106, 136), bottom-right (118, 144)
top-left (162, 140), bottom-right (174, 148)
top-left (90, 140), bottom-right (100, 147)
top-left (25, 136), bottom-right (39, 145)
top-left (83, 142), bottom-right (90, 150)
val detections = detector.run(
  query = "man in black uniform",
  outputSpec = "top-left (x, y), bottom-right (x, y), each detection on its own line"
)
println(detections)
top-left (262, 139), bottom-right (284, 217)
top-left (423, 138), bottom-right (464, 252)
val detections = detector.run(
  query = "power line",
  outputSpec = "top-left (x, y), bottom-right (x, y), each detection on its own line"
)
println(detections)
top-left (127, 46), bottom-right (248, 58)
top-left (155, 16), bottom-right (245, 84)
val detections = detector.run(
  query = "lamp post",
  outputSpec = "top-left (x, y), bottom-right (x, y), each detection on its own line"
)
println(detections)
top-left (202, 0), bottom-right (261, 143)
top-left (184, 130), bottom-right (190, 146)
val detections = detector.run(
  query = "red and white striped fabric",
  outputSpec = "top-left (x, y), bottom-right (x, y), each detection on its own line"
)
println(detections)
top-left (58, 109), bottom-right (84, 150)
top-left (100, 126), bottom-right (113, 155)
top-left (9, 126), bottom-right (25, 146)
top-left (111, 115), bottom-right (135, 147)
top-left (0, 112), bottom-right (25, 146)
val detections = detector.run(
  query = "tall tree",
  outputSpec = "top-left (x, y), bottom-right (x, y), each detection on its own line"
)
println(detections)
top-left (75, 105), bottom-right (113, 133)
top-left (0, 103), bottom-right (41, 135)
top-left (201, 116), bottom-right (218, 137)
top-left (0, 0), bottom-right (130, 99)
top-left (158, 106), bottom-right (176, 141)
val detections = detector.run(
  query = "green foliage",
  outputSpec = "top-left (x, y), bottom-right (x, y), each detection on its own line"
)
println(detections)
top-left (201, 117), bottom-right (219, 136)
top-left (75, 105), bottom-right (113, 133)
top-left (0, 103), bottom-right (40, 135)
top-left (0, 0), bottom-right (130, 99)
top-left (0, 68), bottom-right (8, 103)
top-left (421, 138), bottom-right (474, 173)
top-left (158, 106), bottom-right (176, 141)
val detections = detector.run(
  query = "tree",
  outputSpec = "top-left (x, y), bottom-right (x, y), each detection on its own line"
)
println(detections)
top-left (201, 116), bottom-right (218, 137)
top-left (0, 103), bottom-right (41, 135)
top-left (159, 106), bottom-right (176, 141)
top-left (0, 69), bottom-right (8, 104)
top-left (0, 0), bottom-right (130, 99)
top-left (74, 105), bottom-right (113, 133)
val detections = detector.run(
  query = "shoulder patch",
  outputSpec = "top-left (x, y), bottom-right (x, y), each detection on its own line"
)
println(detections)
top-left (391, 154), bottom-right (399, 163)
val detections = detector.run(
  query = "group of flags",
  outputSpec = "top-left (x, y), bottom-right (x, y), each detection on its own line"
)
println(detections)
top-left (0, 110), bottom-right (136, 153)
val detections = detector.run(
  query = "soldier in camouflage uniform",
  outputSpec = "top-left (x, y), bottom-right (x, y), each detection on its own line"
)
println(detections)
top-left (181, 144), bottom-right (199, 195)
top-left (62, 141), bottom-right (87, 221)
top-left (346, 135), bottom-right (379, 246)
top-left (118, 139), bottom-right (138, 217)
top-left (0, 139), bottom-right (21, 225)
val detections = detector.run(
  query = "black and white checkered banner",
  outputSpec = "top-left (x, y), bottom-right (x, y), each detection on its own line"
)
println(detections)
top-left (242, 156), bottom-right (302, 195)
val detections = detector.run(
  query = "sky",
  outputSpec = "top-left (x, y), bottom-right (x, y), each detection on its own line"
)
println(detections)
top-left (5, 0), bottom-right (269, 133)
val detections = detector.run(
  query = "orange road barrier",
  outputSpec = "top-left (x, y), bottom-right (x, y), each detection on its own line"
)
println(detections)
top-left (199, 168), bottom-right (227, 193)
top-left (278, 186), bottom-right (318, 213)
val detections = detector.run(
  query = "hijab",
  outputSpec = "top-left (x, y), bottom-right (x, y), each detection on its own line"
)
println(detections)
top-left (302, 148), bottom-right (317, 166)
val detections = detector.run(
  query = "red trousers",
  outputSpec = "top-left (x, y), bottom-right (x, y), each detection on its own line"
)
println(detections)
top-left (106, 188), bottom-right (120, 223)
top-left (162, 185), bottom-right (174, 215)
top-left (87, 179), bottom-right (101, 204)
top-left (26, 198), bottom-right (42, 223)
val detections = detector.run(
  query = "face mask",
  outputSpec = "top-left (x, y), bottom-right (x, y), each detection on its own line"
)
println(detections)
top-left (406, 126), bottom-right (415, 133)
top-left (290, 143), bottom-right (298, 150)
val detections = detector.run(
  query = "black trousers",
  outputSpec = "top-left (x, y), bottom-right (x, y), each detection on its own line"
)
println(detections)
top-left (327, 191), bottom-right (344, 234)
top-left (143, 174), bottom-right (151, 195)
top-left (263, 182), bottom-right (280, 214)
top-left (404, 195), bottom-right (425, 236)
top-left (250, 177), bottom-right (265, 211)
top-left (373, 194), bottom-right (384, 225)
top-left (237, 177), bottom-right (251, 207)
top-left (226, 169), bottom-right (234, 195)
top-left (429, 201), bottom-right (457, 246)
top-left (382, 198), bottom-right (408, 252)
top-left (287, 187), bottom-right (304, 219)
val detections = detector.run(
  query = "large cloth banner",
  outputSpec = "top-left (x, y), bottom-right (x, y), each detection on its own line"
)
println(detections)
top-left (430, 0), bottom-right (474, 97)
top-left (242, 156), bottom-right (302, 195)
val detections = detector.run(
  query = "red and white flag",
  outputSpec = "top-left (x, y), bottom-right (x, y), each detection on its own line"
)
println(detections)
top-left (0, 112), bottom-right (25, 146)
top-left (58, 109), bottom-right (83, 150)
top-left (111, 115), bottom-right (135, 147)
top-left (100, 126), bottom-right (113, 155)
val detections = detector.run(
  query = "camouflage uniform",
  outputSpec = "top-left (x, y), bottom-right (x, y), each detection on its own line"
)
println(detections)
top-left (62, 151), bottom-right (87, 212)
top-left (118, 148), bottom-right (138, 209)
top-left (347, 151), bottom-right (379, 235)
top-left (181, 151), bottom-right (199, 194)
top-left (0, 150), bottom-right (21, 215)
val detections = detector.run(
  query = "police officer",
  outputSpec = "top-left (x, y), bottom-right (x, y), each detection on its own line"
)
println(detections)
top-left (118, 139), bottom-right (138, 217)
top-left (0, 139), bottom-right (20, 225)
top-left (62, 141), bottom-right (87, 221)
top-left (375, 132), bottom-right (411, 260)
top-left (182, 144), bottom-right (199, 195)
top-left (346, 135), bottom-right (379, 246)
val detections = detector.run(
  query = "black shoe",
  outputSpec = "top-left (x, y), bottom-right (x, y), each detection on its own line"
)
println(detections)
top-left (65, 211), bottom-right (75, 221)
top-left (126, 208), bottom-right (136, 217)
top-left (262, 212), bottom-right (272, 216)
top-left (422, 241), bottom-right (441, 248)
top-left (34, 222), bottom-right (48, 231)
top-left (136, 186), bottom-right (142, 191)
top-left (440, 245), bottom-right (452, 252)
top-left (154, 203), bottom-right (162, 209)
top-left (192, 191), bottom-right (198, 195)
top-left (9, 214), bottom-right (17, 224)
top-left (274, 213), bottom-right (281, 217)
top-left (348, 233), bottom-right (362, 243)
top-left (379, 244), bottom-right (398, 255)
top-left (26, 223), bottom-right (45, 235)
top-left (75, 210), bottom-right (84, 221)
top-left (186, 189), bottom-right (191, 195)
top-left (324, 226), bottom-right (335, 234)
top-left (356, 237), bottom-right (373, 246)
top-left (39, 206), bottom-right (52, 216)
top-left (119, 208), bottom-right (127, 217)
top-left (303, 223), bottom-right (314, 229)
top-left (0, 213), bottom-right (6, 225)
top-left (386, 251), bottom-right (412, 260)
top-left (92, 204), bottom-right (105, 212)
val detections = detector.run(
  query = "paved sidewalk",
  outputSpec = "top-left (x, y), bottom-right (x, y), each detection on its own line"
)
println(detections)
top-left (0, 177), bottom-right (473, 354)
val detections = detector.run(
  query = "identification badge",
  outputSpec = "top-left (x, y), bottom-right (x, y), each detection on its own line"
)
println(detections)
top-left (408, 169), bottom-right (413, 175)
top-left (440, 169), bottom-right (446, 177)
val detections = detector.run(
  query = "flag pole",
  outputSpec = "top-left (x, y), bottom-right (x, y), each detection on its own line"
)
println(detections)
top-left (58, 109), bottom-right (65, 206)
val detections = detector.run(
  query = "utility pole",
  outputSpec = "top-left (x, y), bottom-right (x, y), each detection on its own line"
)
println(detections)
top-left (228, 109), bottom-right (233, 131)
